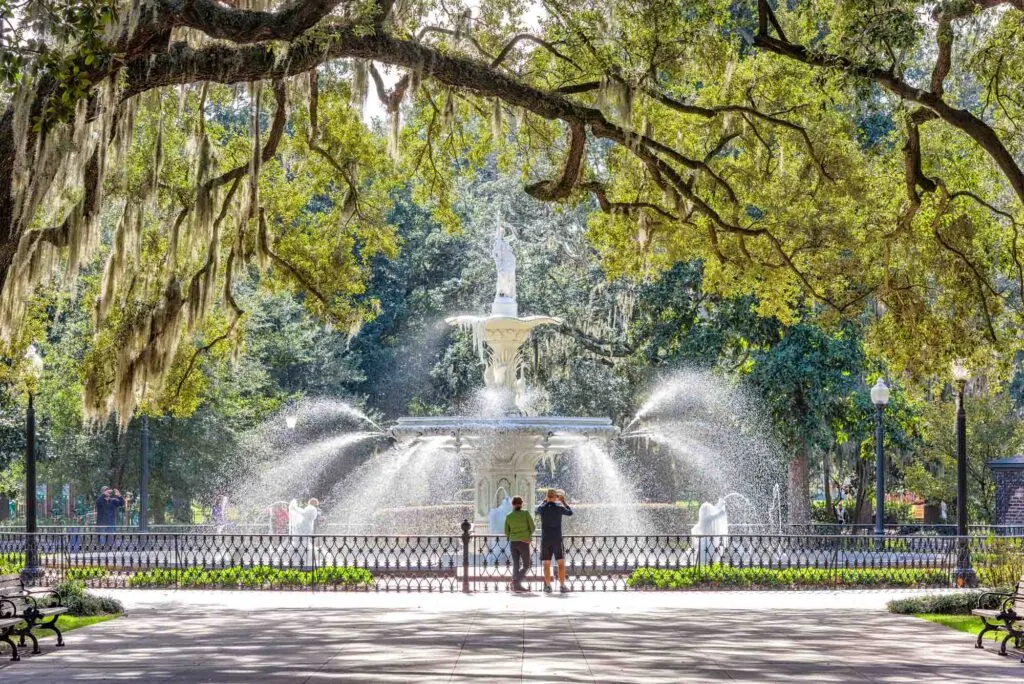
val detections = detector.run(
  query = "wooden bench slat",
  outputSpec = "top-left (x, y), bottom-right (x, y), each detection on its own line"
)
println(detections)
top-left (34, 607), bottom-right (67, 617)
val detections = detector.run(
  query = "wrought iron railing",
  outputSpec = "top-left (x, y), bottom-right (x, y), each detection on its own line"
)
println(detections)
top-left (1, 527), bottom-right (1020, 592)
top-left (5, 521), bottom-right (1024, 537)
top-left (727, 523), bottom-right (1024, 537)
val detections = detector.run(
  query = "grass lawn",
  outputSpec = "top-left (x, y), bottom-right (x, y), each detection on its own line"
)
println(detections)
top-left (915, 613), bottom-right (1008, 646)
top-left (22, 613), bottom-right (121, 640)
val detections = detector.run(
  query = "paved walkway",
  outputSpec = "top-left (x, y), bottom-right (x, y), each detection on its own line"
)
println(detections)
top-left (1, 590), bottom-right (1021, 682)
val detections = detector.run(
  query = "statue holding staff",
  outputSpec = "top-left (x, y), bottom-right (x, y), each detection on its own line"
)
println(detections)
top-left (492, 224), bottom-right (516, 301)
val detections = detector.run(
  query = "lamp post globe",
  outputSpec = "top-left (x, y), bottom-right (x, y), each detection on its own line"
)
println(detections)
top-left (951, 360), bottom-right (970, 384)
top-left (870, 379), bottom-right (890, 407)
top-left (870, 379), bottom-right (890, 545)
top-left (25, 345), bottom-right (43, 380)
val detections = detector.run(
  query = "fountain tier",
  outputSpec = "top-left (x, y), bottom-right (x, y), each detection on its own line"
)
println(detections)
top-left (391, 417), bottom-right (617, 524)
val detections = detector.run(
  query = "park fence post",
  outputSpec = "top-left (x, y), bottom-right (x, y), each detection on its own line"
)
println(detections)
top-left (461, 520), bottom-right (472, 593)
top-left (831, 535), bottom-right (840, 589)
top-left (174, 534), bottom-right (180, 589)
top-left (61, 531), bottom-right (70, 584)
top-left (311, 535), bottom-right (318, 593)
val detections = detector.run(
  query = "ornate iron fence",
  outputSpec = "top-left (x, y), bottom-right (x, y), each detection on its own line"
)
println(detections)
top-left (6, 521), bottom-right (1024, 536)
top-left (1, 528), bottom-right (1020, 592)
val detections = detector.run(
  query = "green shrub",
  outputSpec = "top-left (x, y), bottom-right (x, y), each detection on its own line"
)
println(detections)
top-left (52, 580), bottom-right (123, 616)
top-left (627, 565), bottom-right (951, 590)
top-left (975, 536), bottom-right (1024, 588)
top-left (126, 568), bottom-right (176, 588)
top-left (126, 565), bottom-right (374, 589)
top-left (887, 588), bottom-right (1012, 615)
top-left (0, 552), bottom-right (24, 574)
top-left (65, 567), bottom-right (108, 581)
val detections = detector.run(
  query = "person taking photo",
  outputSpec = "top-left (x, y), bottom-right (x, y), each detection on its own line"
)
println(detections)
top-left (535, 488), bottom-right (573, 593)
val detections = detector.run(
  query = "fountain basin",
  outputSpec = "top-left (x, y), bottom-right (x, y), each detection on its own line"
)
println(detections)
top-left (391, 416), bottom-right (618, 526)
top-left (391, 416), bottom-right (617, 448)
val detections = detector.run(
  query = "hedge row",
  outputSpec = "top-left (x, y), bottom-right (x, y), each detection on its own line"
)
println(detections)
top-left (126, 565), bottom-right (374, 589)
top-left (627, 565), bottom-right (951, 589)
top-left (887, 588), bottom-right (1012, 615)
top-left (0, 557), bottom-right (109, 580)
top-left (65, 566), bottom-right (109, 581)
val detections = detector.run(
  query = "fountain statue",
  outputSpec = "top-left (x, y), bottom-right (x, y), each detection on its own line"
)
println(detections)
top-left (288, 498), bottom-right (320, 535)
top-left (492, 225), bottom-right (517, 305)
top-left (392, 221), bottom-right (617, 527)
top-left (445, 225), bottom-right (563, 410)
top-left (488, 496), bottom-right (513, 534)
top-left (691, 498), bottom-right (729, 565)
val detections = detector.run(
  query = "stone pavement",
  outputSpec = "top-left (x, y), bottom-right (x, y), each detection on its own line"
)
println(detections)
top-left (1, 589), bottom-right (1021, 682)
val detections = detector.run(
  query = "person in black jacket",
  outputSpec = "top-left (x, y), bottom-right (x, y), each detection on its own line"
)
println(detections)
top-left (535, 488), bottom-right (573, 593)
top-left (95, 487), bottom-right (124, 548)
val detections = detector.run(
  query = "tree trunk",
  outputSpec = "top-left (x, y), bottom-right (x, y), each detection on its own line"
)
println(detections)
top-left (822, 447), bottom-right (835, 523)
top-left (787, 444), bottom-right (811, 527)
top-left (152, 494), bottom-right (167, 525)
top-left (853, 451), bottom-right (872, 526)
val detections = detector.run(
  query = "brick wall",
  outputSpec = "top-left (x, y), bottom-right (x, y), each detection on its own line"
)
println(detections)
top-left (994, 467), bottom-right (1024, 525)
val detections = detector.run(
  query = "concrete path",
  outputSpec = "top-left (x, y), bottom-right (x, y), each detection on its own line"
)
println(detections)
top-left (1, 590), bottom-right (1020, 682)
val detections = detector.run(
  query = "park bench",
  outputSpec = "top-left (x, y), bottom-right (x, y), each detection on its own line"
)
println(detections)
top-left (0, 573), bottom-right (67, 661)
top-left (973, 574), bottom-right (1024, 660)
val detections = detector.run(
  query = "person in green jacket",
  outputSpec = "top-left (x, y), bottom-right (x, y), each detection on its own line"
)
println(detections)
top-left (504, 496), bottom-right (535, 592)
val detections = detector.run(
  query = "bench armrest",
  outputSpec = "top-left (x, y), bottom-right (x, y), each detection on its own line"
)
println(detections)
top-left (24, 589), bottom-right (61, 606)
top-left (977, 591), bottom-right (1014, 608)
top-left (0, 598), bottom-right (21, 619)
top-left (1000, 595), bottom-right (1021, 617)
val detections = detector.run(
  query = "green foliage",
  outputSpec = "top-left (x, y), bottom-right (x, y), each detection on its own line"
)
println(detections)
top-left (0, 0), bottom-right (116, 113)
top-left (622, 565), bottom-right (950, 589)
top-left (887, 591), bottom-right (1010, 616)
top-left (125, 565), bottom-right (374, 589)
top-left (0, 552), bottom-right (22, 574)
top-left (64, 567), bottom-right (109, 582)
top-left (627, 564), bottom-right (951, 590)
top-left (744, 323), bottom-right (867, 453)
top-left (974, 536), bottom-right (1024, 589)
top-left (53, 579), bottom-right (122, 616)
top-left (904, 394), bottom-right (1024, 524)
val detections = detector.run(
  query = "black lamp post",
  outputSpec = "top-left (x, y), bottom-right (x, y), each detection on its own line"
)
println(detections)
top-left (870, 378), bottom-right (890, 544)
top-left (139, 415), bottom-right (150, 532)
top-left (22, 345), bottom-right (44, 581)
top-left (951, 361), bottom-right (978, 587)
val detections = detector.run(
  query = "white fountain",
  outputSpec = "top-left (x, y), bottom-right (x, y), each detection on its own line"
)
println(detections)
top-left (391, 224), bottom-right (618, 527)
top-left (691, 498), bottom-right (729, 565)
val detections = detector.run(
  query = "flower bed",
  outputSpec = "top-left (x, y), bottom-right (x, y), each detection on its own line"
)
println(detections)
top-left (627, 565), bottom-right (951, 589)
top-left (126, 565), bottom-right (374, 589)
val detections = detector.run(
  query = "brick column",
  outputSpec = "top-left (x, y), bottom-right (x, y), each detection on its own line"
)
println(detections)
top-left (990, 456), bottom-right (1024, 526)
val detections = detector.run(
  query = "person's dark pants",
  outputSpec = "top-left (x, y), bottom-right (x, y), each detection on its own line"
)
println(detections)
top-left (540, 538), bottom-right (564, 561)
top-left (98, 524), bottom-right (115, 550)
top-left (511, 541), bottom-right (531, 586)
